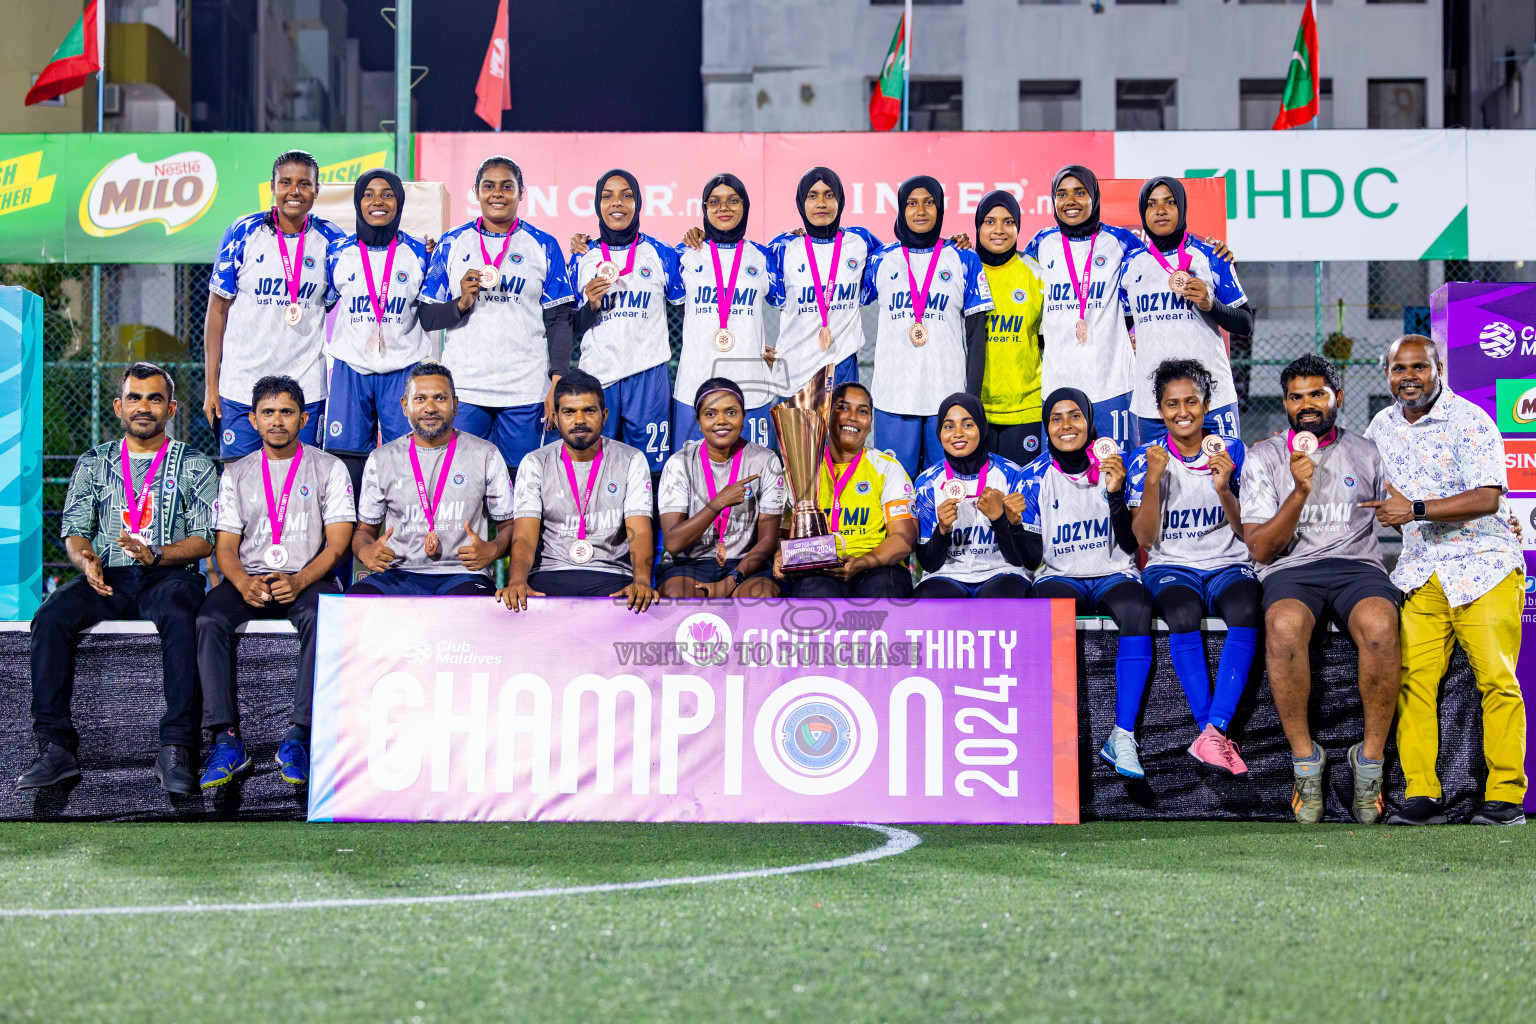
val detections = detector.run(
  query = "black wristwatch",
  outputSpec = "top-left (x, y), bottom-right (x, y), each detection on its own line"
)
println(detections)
top-left (148, 544), bottom-right (165, 567)
top-left (1412, 500), bottom-right (1428, 522)
top-left (727, 568), bottom-right (745, 585)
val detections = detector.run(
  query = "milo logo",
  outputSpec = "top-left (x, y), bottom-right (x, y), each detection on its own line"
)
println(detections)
top-left (80, 151), bottom-right (219, 237)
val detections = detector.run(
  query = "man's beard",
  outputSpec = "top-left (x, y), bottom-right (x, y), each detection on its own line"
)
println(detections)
top-left (564, 429), bottom-right (597, 451)
top-left (1288, 406), bottom-right (1338, 437)
top-left (413, 417), bottom-right (451, 441)
top-left (125, 416), bottom-right (162, 439)
top-left (1397, 378), bottom-right (1441, 414)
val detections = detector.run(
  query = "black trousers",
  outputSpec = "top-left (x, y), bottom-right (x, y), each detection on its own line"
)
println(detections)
top-left (529, 569), bottom-right (636, 597)
top-left (786, 563), bottom-right (914, 599)
top-left (30, 567), bottom-right (206, 754)
top-left (987, 421), bottom-right (1043, 466)
top-left (196, 576), bottom-right (340, 733)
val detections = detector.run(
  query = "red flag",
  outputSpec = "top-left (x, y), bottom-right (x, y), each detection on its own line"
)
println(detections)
top-left (868, 13), bottom-right (907, 132)
top-left (1272, 0), bottom-right (1320, 130)
top-left (474, 0), bottom-right (511, 130)
top-left (24, 0), bottom-right (101, 107)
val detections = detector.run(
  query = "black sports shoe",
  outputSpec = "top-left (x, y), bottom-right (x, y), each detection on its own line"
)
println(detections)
top-left (1385, 796), bottom-right (1447, 826)
top-left (154, 744), bottom-right (198, 797)
top-left (1470, 801), bottom-right (1526, 826)
top-left (16, 741), bottom-right (80, 790)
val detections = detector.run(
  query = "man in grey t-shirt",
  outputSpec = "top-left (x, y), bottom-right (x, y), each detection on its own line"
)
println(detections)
top-left (1241, 355), bottom-right (1401, 825)
top-left (349, 362), bottom-right (515, 596)
top-left (196, 375), bottom-right (355, 790)
top-left (500, 369), bottom-right (656, 612)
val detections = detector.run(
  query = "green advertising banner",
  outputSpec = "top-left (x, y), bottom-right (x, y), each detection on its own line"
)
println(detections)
top-left (0, 133), bottom-right (393, 264)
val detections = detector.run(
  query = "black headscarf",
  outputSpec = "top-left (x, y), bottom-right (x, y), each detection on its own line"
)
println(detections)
top-left (974, 189), bottom-right (1022, 268)
top-left (796, 166), bottom-right (844, 240)
top-left (936, 392), bottom-right (990, 476)
top-left (701, 173), bottom-right (749, 245)
top-left (1051, 165), bottom-right (1101, 241)
top-left (354, 168), bottom-right (403, 247)
top-left (1138, 175), bottom-right (1187, 254)
top-left (1043, 387), bottom-right (1098, 475)
top-left (594, 168), bottom-right (642, 248)
top-left (894, 174), bottom-right (944, 249)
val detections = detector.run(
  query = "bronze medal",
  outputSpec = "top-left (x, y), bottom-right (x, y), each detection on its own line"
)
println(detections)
top-left (716, 542), bottom-right (728, 567)
top-left (712, 327), bottom-right (735, 352)
top-left (596, 261), bottom-right (621, 284)
top-left (263, 544), bottom-right (289, 570)
top-left (1169, 270), bottom-right (1191, 293)
top-left (909, 323), bottom-right (928, 346)
top-left (423, 530), bottom-right (439, 557)
top-left (1292, 431), bottom-right (1319, 455)
top-left (1201, 434), bottom-right (1226, 458)
top-left (941, 479), bottom-right (966, 501)
top-left (1092, 437), bottom-right (1120, 461)
top-left (570, 539), bottom-right (595, 564)
top-left (1074, 319), bottom-right (1089, 343)
top-left (817, 325), bottom-right (834, 351)
top-left (478, 265), bottom-right (500, 289)
top-left (284, 303), bottom-right (303, 327)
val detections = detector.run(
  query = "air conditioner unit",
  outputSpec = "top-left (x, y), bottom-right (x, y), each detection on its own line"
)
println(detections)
top-left (103, 83), bottom-right (123, 115)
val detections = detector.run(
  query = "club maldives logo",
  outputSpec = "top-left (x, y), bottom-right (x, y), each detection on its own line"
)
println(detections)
top-left (1480, 322), bottom-right (1519, 359)
top-left (675, 612), bottom-right (732, 667)
top-left (80, 151), bottom-right (219, 237)
top-left (1496, 379), bottom-right (1536, 433)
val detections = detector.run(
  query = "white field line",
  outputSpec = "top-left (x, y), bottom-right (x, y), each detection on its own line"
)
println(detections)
top-left (0, 824), bottom-right (921, 919)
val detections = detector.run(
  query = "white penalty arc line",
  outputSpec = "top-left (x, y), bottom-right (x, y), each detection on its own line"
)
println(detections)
top-left (0, 824), bottom-right (921, 920)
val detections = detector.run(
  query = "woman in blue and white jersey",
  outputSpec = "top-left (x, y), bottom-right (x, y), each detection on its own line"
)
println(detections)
top-left (767, 167), bottom-right (881, 398)
top-left (1015, 387), bottom-right (1154, 779)
top-left (912, 393), bottom-right (1029, 598)
top-left (672, 173), bottom-right (783, 450)
top-left (1126, 358), bottom-right (1261, 776)
top-left (862, 175), bottom-right (993, 481)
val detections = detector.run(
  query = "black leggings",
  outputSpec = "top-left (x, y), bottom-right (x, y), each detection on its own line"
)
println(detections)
top-left (1154, 578), bottom-right (1263, 633)
top-left (1032, 577), bottom-right (1152, 636)
top-left (913, 574), bottom-right (1032, 599)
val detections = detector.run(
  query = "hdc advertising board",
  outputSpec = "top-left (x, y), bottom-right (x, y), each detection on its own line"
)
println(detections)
top-left (308, 597), bottom-right (1079, 824)
top-left (1433, 282), bottom-right (1536, 813)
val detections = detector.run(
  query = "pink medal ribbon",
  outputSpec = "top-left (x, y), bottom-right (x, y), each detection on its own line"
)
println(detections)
top-left (599, 240), bottom-right (638, 278)
top-left (804, 231), bottom-right (844, 331)
top-left (261, 445), bottom-right (305, 551)
top-left (823, 448), bottom-right (863, 532)
top-left (561, 441), bottom-right (606, 542)
top-left (1146, 233), bottom-right (1191, 281)
top-left (408, 432), bottom-right (458, 537)
top-left (1052, 447), bottom-right (1103, 486)
top-left (273, 210), bottom-right (308, 307)
top-left (119, 439), bottom-right (169, 540)
top-left (1164, 433), bottom-right (1210, 472)
top-left (943, 460), bottom-right (987, 499)
top-left (901, 241), bottom-right (944, 333)
top-left (478, 217), bottom-right (517, 275)
top-left (1060, 232), bottom-right (1098, 340)
top-left (701, 443), bottom-right (745, 550)
top-left (708, 240), bottom-right (745, 332)
top-left (359, 236), bottom-right (399, 352)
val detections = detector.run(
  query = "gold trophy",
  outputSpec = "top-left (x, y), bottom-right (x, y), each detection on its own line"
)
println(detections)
top-left (771, 365), bottom-right (842, 571)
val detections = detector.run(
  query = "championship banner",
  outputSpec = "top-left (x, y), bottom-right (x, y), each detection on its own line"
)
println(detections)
top-left (1432, 281), bottom-right (1536, 814)
top-left (413, 131), bottom-right (1223, 249)
top-left (0, 133), bottom-right (394, 263)
top-left (308, 596), bottom-right (1078, 824)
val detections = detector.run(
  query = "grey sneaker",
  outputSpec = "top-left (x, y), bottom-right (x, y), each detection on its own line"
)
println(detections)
top-left (1348, 743), bottom-right (1384, 824)
top-left (1291, 746), bottom-right (1327, 824)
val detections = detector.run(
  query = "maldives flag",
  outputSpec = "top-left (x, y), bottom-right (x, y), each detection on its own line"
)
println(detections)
top-left (24, 0), bottom-right (101, 107)
top-left (868, 12), bottom-right (907, 132)
top-left (1272, 0), bottom-right (1320, 130)
top-left (474, 0), bottom-right (511, 130)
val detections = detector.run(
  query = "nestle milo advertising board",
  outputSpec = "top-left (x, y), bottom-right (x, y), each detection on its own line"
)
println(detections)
top-left (0, 133), bottom-right (393, 263)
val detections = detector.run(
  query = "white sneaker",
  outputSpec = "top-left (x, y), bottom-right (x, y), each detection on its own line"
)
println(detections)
top-left (1099, 726), bottom-right (1145, 779)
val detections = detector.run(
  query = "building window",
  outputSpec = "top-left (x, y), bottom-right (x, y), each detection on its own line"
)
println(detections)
top-left (1116, 79), bottom-right (1176, 130)
top-left (1240, 78), bottom-right (1333, 129)
top-left (1019, 81), bottom-right (1081, 130)
top-left (1369, 79), bottom-right (1427, 128)
top-left (1367, 261), bottom-right (1430, 320)
top-left (909, 79), bottom-right (963, 130)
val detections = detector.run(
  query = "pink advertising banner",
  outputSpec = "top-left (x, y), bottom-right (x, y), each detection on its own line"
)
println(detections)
top-left (308, 596), bottom-right (1079, 824)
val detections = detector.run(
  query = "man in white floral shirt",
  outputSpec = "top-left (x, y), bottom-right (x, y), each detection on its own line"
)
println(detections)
top-left (1362, 335), bottom-right (1526, 826)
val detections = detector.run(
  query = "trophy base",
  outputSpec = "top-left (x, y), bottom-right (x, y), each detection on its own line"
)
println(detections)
top-left (780, 534), bottom-right (842, 572)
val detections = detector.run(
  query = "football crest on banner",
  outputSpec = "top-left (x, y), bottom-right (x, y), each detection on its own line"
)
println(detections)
top-left (754, 677), bottom-right (879, 795)
top-left (676, 613), bottom-right (732, 667)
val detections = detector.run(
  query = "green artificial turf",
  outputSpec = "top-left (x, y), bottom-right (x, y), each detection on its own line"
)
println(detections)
top-left (0, 821), bottom-right (1532, 1023)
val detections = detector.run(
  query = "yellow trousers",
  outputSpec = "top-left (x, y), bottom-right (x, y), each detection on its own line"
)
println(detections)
top-left (1397, 570), bottom-right (1528, 802)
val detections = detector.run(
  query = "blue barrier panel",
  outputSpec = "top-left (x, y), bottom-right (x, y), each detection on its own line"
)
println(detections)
top-left (0, 287), bottom-right (42, 620)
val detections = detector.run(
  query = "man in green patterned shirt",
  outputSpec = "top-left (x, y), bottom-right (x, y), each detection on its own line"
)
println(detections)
top-left (19, 363), bottom-right (219, 796)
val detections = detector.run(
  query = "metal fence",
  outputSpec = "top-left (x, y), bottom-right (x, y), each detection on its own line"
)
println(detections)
top-left (4, 257), bottom-right (1528, 583)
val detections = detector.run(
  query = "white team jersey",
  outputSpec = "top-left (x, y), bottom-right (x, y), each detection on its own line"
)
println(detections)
top-left (1121, 238), bottom-right (1247, 418)
top-left (913, 454), bottom-right (1029, 584)
top-left (862, 242), bottom-right (993, 417)
top-left (1017, 454), bottom-right (1138, 579)
top-left (768, 227), bottom-right (881, 396)
top-left (568, 234), bottom-right (685, 386)
top-left (209, 213), bottom-right (345, 403)
top-left (215, 444), bottom-right (355, 577)
top-left (422, 219), bottom-right (575, 407)
top-left (656, 440), bottom-right (788, 563)
top-left (674, 241), bottom-right (783, 409)
top-left (325, 232), bottom-right (432, 374)
top-left (1024, 225), bottom-right (1143, 404)
top-left (1126, 435), bottom-right (1252, 570)
top-left (513, 438), bottom-right (655, 577)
